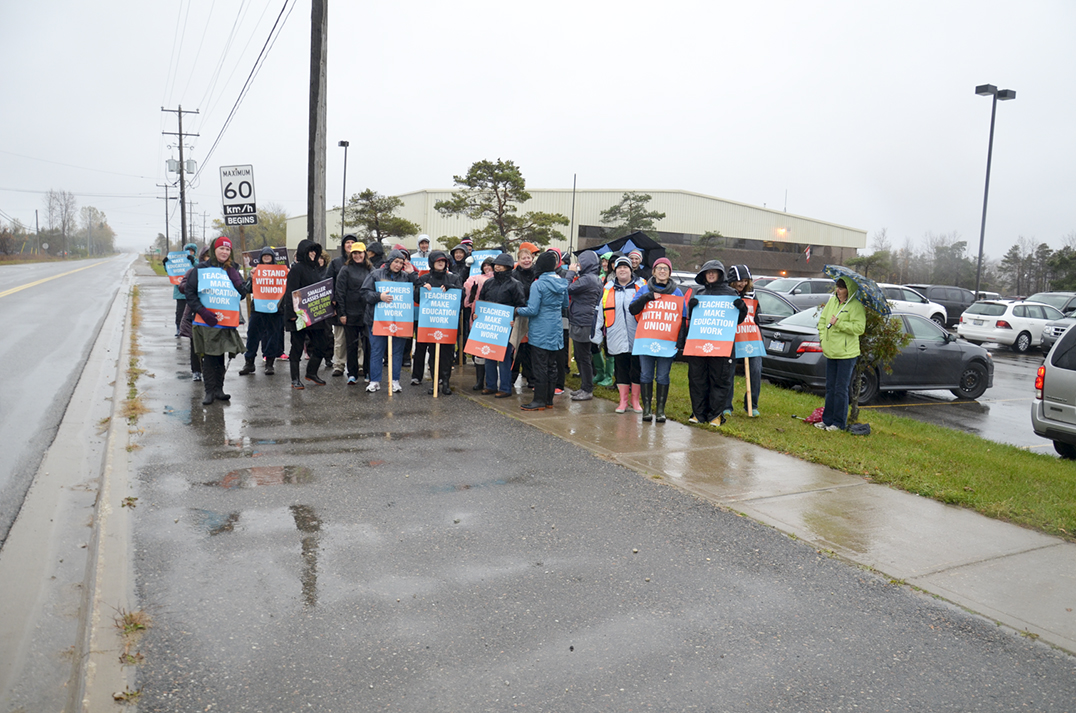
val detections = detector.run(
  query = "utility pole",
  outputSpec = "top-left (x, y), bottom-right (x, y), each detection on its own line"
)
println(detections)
top-left (157, 183), bottom-right (177, 251)
top-left (188, 199), bottom-right (198, 244)
top-left (162, 105), bottom-right (200, 247)
top-left (307, 0), bottom-right (328, 247)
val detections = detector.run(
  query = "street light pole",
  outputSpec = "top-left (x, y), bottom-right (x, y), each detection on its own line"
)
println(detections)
top-left (338, 140), bottom-right (349, 240)
top-left (973, 83), bottom-right (1016, 298)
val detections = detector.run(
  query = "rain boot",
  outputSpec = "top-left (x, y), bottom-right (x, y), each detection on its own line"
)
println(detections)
top-left (604, 356), bottom-right (617, 386)
top-left (201, 358), bottom-right (217, 405)
top-left (214, 357), bottom-right (231, 401)
top-left (641, 382), bottom-right (653, 422)
top-left (630, 383), bottom-right (643, 414)
top-left (655, 383), bottom-right (669, 423)
top-left (264, 357), bottom-right (275, 375)
top-left (615, 384), bottom-right (630, 413)
top-left (593, 352), bottom-right (610, 387)
top-left (306, 356), bottom-right (326, 386)
top-left (473, 363), bottom-right (486, 391)
top-left (238, 356), bottom-right (256, 376)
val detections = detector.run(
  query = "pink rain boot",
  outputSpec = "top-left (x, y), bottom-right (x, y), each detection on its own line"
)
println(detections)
top-left (630, 384), bottom-right (643, 413)
top-left (615, 384), bottom-right (630, 413)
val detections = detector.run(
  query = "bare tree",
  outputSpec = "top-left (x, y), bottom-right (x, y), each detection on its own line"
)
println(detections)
top-left (45, 189), bottom-right (78, 254)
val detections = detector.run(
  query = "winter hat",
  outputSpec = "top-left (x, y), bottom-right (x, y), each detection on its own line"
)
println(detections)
top-left (386, 249), bottom-right (407, 265)
top-left (417, 235), bottom-right (430, 246)
top-left (212, 236), bottom-right (232, 251)
top-left (184, 242), bottom-right (198, 252)
top-left (613, 255), bottom-right (633, 270)
top-left (481, 256), bottom-right (497, 270)
top-left (628, 249), bottom-right (643, 260)
top-left (545, 247), bottom-right (563, 264)
top-left (493, 253), bottom-right (515, 268)
top-left (600, 251), bottom-right (614, 262)
top-left (728, 264), bottom-right (752, 282)
top-left (535, 250), bottom-right (558, 275)
top-left (519, 242), bottom-right (539, 255)
top-left (349, 242), bottom-right (367, 253)
top-left (652, 257), bottom-right (672, 271)
top-left (429, 250), bottom-right (449, 269)
top-left (342, 234), bottom-right (357, 246)
top-left (460, 237), bottom-right (474, 247)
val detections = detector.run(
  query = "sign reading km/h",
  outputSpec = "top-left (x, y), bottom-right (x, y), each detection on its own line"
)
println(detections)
top-left (220, 164), bottom-right (258, 226)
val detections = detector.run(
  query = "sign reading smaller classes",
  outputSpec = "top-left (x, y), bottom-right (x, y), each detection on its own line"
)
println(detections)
top-left (291, 278), bottom-right (335, 330)
top-left (220, 164), bottom-right (258, 226)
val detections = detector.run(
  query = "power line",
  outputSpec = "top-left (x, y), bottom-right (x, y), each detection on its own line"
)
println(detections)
top-left (0, 149), bottom-right (155, 179)
top-left (193, 0), bottom-right (296, 181)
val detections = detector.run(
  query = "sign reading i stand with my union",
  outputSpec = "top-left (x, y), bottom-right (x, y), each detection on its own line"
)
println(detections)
top-left (734, 298), bottom-right (765, 358)
top-left (220, 164), bottom-right (258, 226)
top-left (683, 295), bottom-right (737, 357)
top-left (631, 293), bottom-right (684, 358)
top-left (250, 264), bottom-right (289, 314)
top-left (417, 288), bottom-right (462, 344)
top-left (464, 301), bottom-right (514, 361)
top-left (372, 281), bottom-right (415, 337)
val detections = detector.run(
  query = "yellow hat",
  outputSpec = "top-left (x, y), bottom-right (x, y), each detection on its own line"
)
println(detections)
top-left (350, 242), bottom-right (367, 253)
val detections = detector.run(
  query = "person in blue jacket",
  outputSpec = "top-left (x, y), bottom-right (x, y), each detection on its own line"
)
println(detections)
top-left (516, 250), bottom-right (569, 411)
top-left (173, 242), bottom-right (198, 337)
top-left (628, 257), bottom-right (685, 423)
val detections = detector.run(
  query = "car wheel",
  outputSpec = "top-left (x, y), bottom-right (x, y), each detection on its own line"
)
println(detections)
top-left (950, 362), bottom-right (988, 400)
top-left (930, 313), bottom-right (946, 327)
top-left (856, 369), bottom-right (879, 405)
top-left (1012, 332), bottom-right (1032, 353)
top-left (1054, 441), bottom-right (1076, 460)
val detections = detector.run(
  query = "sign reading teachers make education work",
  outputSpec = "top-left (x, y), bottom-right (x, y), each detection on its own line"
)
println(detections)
top-left (417, 288), bottom-right (461, 344)
top-left (165, 251), bottom-right (191, 285)
top-left (409, 256), bottom-right (429, 276)
top-left (372, 281), bottom-right (415, 337)
top-left (464, 301), bottom-right (514, 361)
top-left (469, 250), bottom-right (501, 277)
top-left (631, 293), bottom-right (684, 358)
top-left (734, 298), bottom-right (764, 358)
top-left (683, 295), bottom-right (737, 357)
top-left (192, 267), bottom-right (241, 328)
top-left (291, 278), bottom-right (335, 330)
top-left (250, 264), bottom-right (289, 313)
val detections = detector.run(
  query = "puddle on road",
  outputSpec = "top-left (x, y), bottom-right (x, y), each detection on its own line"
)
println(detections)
top-left (291, 504), bottom-right (321, 608)
top-left (205, 465), bottom-right (314, 489)
top-left (162, 405), bottom-right (192, 425)
top-left (190, 508), bottom-right (241, 535)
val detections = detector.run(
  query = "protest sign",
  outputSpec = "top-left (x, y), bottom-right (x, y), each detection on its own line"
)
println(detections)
top-left (242, 246), bottom-right (289, 268)
top-left (469, 250), bottom-right (501, 277)
top-left (682, 295), bottom-right (737, 357)
top-left (734, 298), bottom-right (765, 358)
top-left (250, 264), bottom-right (289, 313)
top-left (417, 288), bottom-right (462, 344)
top-left (192, 267), bottom-right (241, 328)
top-left (291, 278), bottom-right (335, 330)
top-left (464, 301), bottom-right (514, 361)
top-left (631, 294), bottom-right (684, 358)
top-left (410, 256), bottom-right (429, 276)
top-left (372, 281), bottom-right (415, 337)
top-left (165, 251), bottom-right (191, 285)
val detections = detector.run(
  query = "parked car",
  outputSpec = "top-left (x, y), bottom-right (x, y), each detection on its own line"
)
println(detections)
top-left (752, 287), bottom-right (800, 325)
top-left (1041, 317), bottom-right (1076, 352)
top-left (1031, 326), bottom-right (1076, 459)
top-left (1024, 291), bottom-right (1076, 316)
top-left (956, 300), bottom-right (1065, 352)
top-left (976, 290), bottom-right (1002, 301)
top-left (752, 276), bottom-right (780, 288)
top-left (878, 283), bottom-right (947, 326)
top-left (763, 277), bottom-right (836, 310)
top-left (903, 284), bottom-right (977, 326)
top-left (760, 309), bottom-right (993, 403)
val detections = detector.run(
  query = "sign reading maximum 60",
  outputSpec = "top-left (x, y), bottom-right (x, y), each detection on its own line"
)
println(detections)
top-left (220, 164), bottom-right (259, 226)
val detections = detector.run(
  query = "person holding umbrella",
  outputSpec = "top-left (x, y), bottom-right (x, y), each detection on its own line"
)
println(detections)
top-left (816, 275), bottom-right (866, 431)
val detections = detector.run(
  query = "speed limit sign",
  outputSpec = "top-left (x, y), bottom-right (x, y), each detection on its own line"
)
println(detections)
top-left (220, 165), bottom-right (258, 226)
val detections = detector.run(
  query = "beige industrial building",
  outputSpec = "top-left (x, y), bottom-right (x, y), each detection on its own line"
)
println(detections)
top-left (286, 189), bottom-right (865, 277)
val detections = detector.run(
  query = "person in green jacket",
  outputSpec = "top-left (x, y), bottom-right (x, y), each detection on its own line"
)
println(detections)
top-left (816, 276), bottom-right (866, 431)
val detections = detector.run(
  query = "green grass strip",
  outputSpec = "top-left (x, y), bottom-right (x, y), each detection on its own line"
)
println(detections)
top-left (572, 361), bottom-right (1076, 540)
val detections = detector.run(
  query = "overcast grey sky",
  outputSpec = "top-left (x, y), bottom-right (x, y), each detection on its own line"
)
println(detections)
top-left (2, 0), bottom-right (1073, 259)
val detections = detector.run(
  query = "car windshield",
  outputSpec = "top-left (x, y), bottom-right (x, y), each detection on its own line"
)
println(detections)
top-left (753, 277), bottom-right (775, 287)
top-left (964, 302), bottom-right (1007, 316)
top-left (773, 306), bottom-right (824, 328)
top-left (1026, 293), bottom-right (1072, 310)
top-left (764, 278), bottom-right (799, 293)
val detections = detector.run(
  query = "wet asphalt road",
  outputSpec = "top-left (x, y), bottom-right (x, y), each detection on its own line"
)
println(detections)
top-left (0, 255), bottom-right (133, 544)
top-left (128, 267), bottom-right (1076, 711)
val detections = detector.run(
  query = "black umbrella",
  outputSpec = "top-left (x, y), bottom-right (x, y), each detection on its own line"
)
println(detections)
top-left (574, 231), bottom-right (665, 267)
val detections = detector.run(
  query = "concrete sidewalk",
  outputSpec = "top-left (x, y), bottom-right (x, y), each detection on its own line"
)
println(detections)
top-left (462, 379), bottom-right (1076, 654)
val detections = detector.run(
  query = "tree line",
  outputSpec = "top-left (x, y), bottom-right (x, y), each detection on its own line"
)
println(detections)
top-left (0, 189), bottom-right (117, 257)
top-left (847, 229), bottom-right (1076, 295)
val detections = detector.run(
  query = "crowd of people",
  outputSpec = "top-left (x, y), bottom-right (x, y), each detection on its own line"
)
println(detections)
top-left (174, 234), bottom-right (802, 427)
